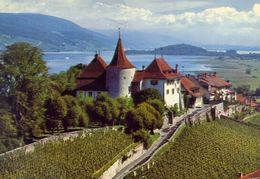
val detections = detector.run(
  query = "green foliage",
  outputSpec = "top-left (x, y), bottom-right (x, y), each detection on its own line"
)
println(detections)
top-left (0, 42), bottom-right (50, 142)
top-left (132, 88), bottom-right (163, 105)
top-left (44, 93), bottom-right (67, 134)
top-left (116, 97), bottom-right (134, 125)
top-left (50, 64), bottom-right (85, 93)
top-left (133, 129), bottom-right (150, 148)
top-left (93, 93), bottom-right (119, 126)
top-left (126, 102), bottom-right (163, 134)
top-left (0, 110), bottom-right (22, 153)
top-left (147, 99), bottom-right (165, 115)
top-left (127, 120), bottom-right (260, 179)
top-left (0, 130), bottom-right (134, 178)
top-left (62, 95), bottom-right (82, 131)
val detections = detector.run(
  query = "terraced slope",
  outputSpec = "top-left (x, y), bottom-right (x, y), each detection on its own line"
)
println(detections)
top-left (0, 130), bottom-right (134, 178)
top-left (127, 119), bottom-right (260, 179)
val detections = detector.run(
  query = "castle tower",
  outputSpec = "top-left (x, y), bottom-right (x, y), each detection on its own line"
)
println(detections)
top-left (106, 31), bottom-right (135, 97)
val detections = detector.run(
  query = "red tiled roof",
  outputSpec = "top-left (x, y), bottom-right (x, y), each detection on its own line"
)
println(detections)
top-left (133, 58), bottom-right (180, 81)
top-left (76, 72), bottom-right (107, 91)
top-left (181, 76), bottom-right (203, 97)
top-left (109, 37), bottom-right (135, 69)
top-left (78, 54), bottom-right (107, 79)
top-left (240, 169), bottom-right (260, 179)
top-left (199, 74), bottom-right (231, 88)
top-left (76, 54), bottom-right (107, 90)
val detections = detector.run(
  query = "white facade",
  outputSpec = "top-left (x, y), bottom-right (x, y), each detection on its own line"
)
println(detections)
top-left (141, 78), bottom-right (182, 107)
top-left (106, 67), bottom-right (136, 98)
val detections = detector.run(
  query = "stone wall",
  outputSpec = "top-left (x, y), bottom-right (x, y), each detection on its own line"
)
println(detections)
top-left (99, 144), bottom-right (146, 179)
top-left (0, 127), bottom-right (108, 158)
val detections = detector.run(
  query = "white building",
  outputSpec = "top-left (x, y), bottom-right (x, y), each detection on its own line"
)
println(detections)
top-left (132, 58), bottom-right (183, 107)
top-left (75, 35), bottom-right (183, 107)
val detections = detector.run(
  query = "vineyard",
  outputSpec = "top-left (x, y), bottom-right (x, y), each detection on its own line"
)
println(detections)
top-left (127, 119), bottom-right (260, 179)
top-left (0, 130), bottom-right (134, 178)
top-left (246, 113), bottom-right (260, 126)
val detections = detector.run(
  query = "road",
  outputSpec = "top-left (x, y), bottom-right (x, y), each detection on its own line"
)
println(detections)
top-left (113, 106), bottom-right (210, 179)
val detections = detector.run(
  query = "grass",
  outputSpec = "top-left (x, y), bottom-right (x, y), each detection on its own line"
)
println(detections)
top-left (194, 59), bottom-right (260, 90)
top-left (127, 119), bottom-right (260, 179)
top-left (0, 129), bottom-right (134, 178)
top-left (149, 133), bottom-right (160, 144)
top-left (245, 113), bottom-right (260, 126)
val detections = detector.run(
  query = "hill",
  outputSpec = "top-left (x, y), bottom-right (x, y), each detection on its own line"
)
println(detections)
top-left (0, 13), bottom-right (113, 51)
top-left (127, 119), bottom-right (260, 179)
top-left (0, 129), bottom-right (135, 178)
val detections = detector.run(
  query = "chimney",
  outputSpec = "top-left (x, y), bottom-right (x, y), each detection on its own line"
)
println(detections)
top-left (213, 72), bottom-right (217, 76)
top-left (142, 65), bottom-right (145, 70)
top-left (175, 64), bottom-right (179, 73)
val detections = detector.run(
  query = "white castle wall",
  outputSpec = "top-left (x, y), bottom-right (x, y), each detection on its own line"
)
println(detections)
top-left (142, 79), bottom-right (182, 107)
top-left (106, 67), bottom-right (136, 98)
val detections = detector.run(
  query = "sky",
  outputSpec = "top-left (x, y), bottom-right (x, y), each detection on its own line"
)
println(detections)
top-left (0, 0), bottom-right (260, 47)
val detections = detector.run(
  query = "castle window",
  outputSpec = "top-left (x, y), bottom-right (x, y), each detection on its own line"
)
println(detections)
top-left (151, 80), bottom-right (158, 85)
top-left (166, 89), bottom-right (169, 94)
top-left (172, 88), bottom-right (175, 94)
top-left (88, 91), bottom-right (93, 97)
top-left (177, 88), bottom-right (180, 93)
top-left (123, 76), bottom-right (126, 79)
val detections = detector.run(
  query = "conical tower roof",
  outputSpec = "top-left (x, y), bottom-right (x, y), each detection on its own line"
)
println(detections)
top-left (109, 36), bottom-right (135, 69)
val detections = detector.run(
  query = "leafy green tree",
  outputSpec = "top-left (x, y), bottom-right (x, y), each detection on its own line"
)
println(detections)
top-left (133, 129), bottom-right (150, 148)
top-left (50, 63), bottom-right (85, 93)
top-left (132, 88), bottom-right (163, 105)
top-left (62, 95), bottom-right (82, 131)
top-left (44, 93), bottom-right (67, 134)
top-left (116, 97), bottom-right (134, 125)
top-left (93, 93), bottom-right (119, 126)
top-left (0, 42), bottom-right (50, 142)
top-left (147, 99), bottom-right (165, 115)
top-left (125, 102), bottom-right (163, 134)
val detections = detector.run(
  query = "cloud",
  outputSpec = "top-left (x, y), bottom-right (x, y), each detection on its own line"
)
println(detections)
top-left (0, 0), bottom-right (260, 46)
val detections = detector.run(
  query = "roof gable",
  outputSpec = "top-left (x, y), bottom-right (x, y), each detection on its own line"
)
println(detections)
top-left (109, 37), bottom-right (135, 69)
top-left (78, 54), bottom-right (107, 79)
top-left (142, 58), bottom-right (180, 79)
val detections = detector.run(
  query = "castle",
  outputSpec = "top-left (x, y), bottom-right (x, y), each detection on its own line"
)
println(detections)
top-left (75, 34), bottom-right (183, 108)
top-left (75, 33), bottom-right (236, 108)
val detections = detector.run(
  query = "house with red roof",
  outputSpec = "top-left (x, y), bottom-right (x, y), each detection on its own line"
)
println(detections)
top-left (75, 33), bottom-right (184, 107)
top-left (197, 73), bottom-right (236, 102)
top-left (132, 57), bottom-right (183, 107)
top-left (181, 76), bottom-right (204, 108)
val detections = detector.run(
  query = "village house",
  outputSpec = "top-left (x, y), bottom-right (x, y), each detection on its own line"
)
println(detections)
top-left (75, 35), bottom-right (183, 107)
top-left (181, 76), bottom-right (204, 108)
top-left (197, 73), bottom-right (236, 102)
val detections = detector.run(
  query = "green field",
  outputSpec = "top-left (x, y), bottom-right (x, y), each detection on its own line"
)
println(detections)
top-left (195, 59), bottom-right (260, 90)
top-left (0, 130), bottom-right (134, 178)
top-left (127, 120), bottom-right (260, 179)
top-left (245, 113), bottom-right (260, 126)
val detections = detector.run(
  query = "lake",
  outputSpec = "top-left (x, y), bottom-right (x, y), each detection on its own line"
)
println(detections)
top-left (43, 51), bottom-right (213, 74)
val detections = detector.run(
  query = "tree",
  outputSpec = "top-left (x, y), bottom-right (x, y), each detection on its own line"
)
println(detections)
top-left (44, 93), bottom-right (67, 134)
top-left (0, 42), bottom-right (50, 142)
top-left (116, 97), bottom-right (134, 125)
top-left (125, 102), bottom-right (163, 134)
top-left (50, 63), bottom-right (85, 94)
top-left (132, 88), bottom-right (163, 105)
top-left (93, 93), bottom-right (119, 126)
top-left (147, 99), bottom-right (165, 115)
top-left (62, 95), bottom-right (82, 131)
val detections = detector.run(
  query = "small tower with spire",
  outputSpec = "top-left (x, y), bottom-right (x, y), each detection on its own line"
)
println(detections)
top-left (106, 28), bottom-right (136, 97)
